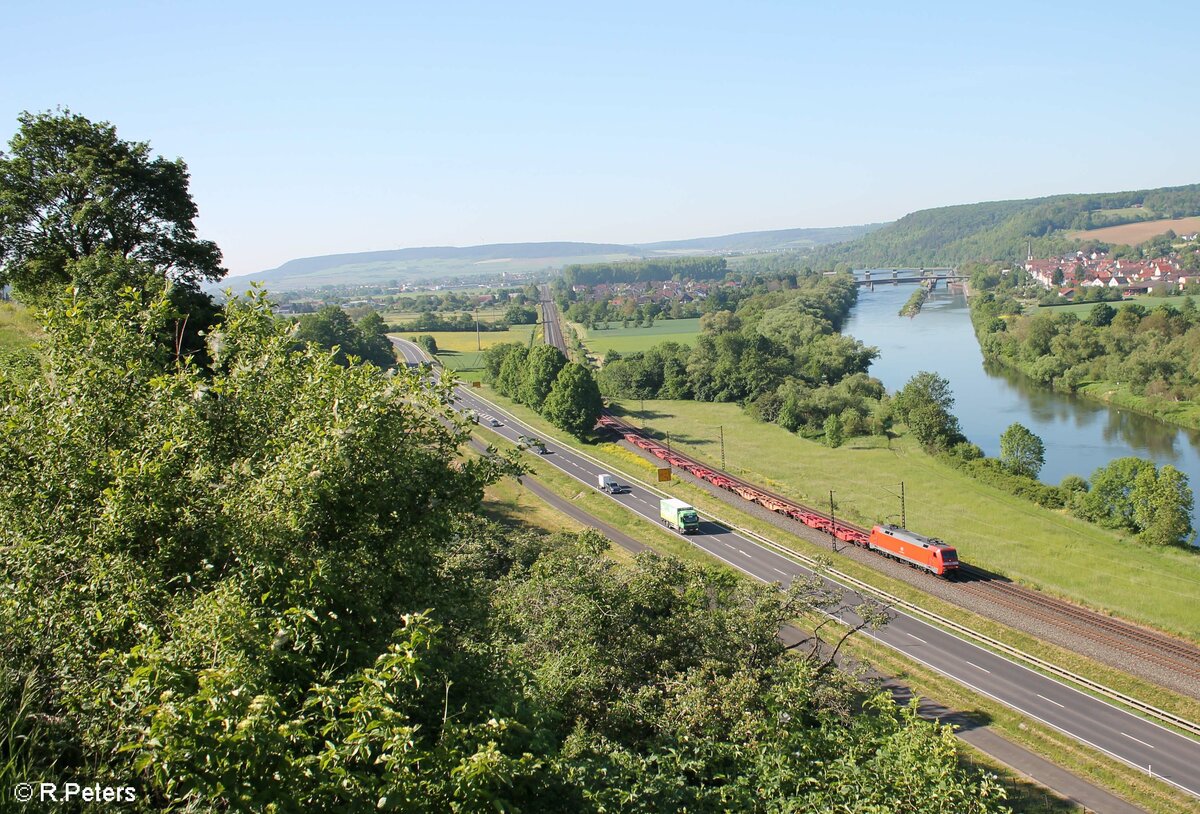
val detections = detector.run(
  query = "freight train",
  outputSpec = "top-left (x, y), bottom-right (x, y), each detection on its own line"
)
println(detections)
top-left (597, 414), bottom-right (959, 577)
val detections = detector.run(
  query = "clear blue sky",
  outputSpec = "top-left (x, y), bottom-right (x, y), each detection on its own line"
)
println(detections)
top-left (3, 1), bottom-right (1197, 276)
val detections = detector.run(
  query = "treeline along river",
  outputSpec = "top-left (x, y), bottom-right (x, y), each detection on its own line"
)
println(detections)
top-left (847, 277), bottom-right (1200, 533)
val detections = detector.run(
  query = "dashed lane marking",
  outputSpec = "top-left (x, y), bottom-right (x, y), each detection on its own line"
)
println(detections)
top-left (1036, 694), bottom-right (1065, 709)
top-left (1121, 732), bottom-right (1155, 749)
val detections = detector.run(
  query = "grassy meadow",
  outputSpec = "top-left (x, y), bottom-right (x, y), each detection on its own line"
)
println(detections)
top-left (1037, 293), bottom-right (1200, 317)
top-left (0, 301), bottom-right (41, 351)
top-left (380, 306), bottom-right (509, 324)
top-left (606, 398), bottom-right (1200, 639)
top-left (575, 317), bottom-right (702, 357)
top-left (393, 325), bottom-right (537, 382)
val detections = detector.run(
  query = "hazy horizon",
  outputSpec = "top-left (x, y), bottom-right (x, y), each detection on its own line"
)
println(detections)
top-left (4, 1), bottom-right (1197, 277)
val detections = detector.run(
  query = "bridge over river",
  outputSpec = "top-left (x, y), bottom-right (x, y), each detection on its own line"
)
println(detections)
top-left (853, 268), bottom-right (967, 288)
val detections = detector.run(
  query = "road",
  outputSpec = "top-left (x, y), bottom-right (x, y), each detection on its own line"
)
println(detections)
top-left (392, 337), bottom-right (1200, 800)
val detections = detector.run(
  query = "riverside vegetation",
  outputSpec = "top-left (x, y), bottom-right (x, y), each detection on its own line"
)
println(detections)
top-left (972, 265), bottom-right (1200, 430)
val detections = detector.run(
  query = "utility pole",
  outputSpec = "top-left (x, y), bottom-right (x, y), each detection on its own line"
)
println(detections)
top-left (640, 398), bottom-right (645, 429)
top-left (475, 308), bottom-right (481, 351)
top-left (666, 431), bottom-right (672, 454)
top-left (719, 425), bottom-right (726, 471)
top-left (884, 481), bottom-right (906, 528)
top-left (829, 490), bottom-right (837, 552)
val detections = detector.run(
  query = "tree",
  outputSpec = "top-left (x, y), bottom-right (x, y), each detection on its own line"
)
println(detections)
top-left (0, 287), bottom-right (532, 809)
top-left (1088, 302), bottom-right (1116, 327)
top-left (494, 345), bottom-right (529, 398)
top-left (1081, 457), bottom-right (1156, 530)
top-left (542, 362), bottom-right (603, 438)
top-left (504, 303), bottom-right (537, 324)
top-left (823, 413), bottom-right (844, 448)
top-left (893, 371), bottom-right (964, 451)
top-left (415, 334), bottom-right (439, 356)
top-left (481, 342), bottom-right (523, 382)
top-left (0, 110), bottom-right (223, 301)
top-left (294, 305), bottom-right (393, 368)
top-left (999, 422), bottom-right (1045, 478)
top-left (355, 311), bottom-right (397, 368)
top-left (519, 344), bottom-right (566, 406)
top-left (1132, 464), bottom-right (1194, 547)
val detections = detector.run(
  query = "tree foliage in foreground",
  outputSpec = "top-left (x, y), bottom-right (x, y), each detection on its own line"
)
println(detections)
top-left (0, 287), bottom-right (1011, 811)
top-left (0, 110), bottom-right (224, 301)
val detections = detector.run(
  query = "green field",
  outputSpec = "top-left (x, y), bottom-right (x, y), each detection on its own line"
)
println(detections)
top-left (392, 325), bottom-right (537, 379)
top-left (607, 398), bottom-right (1200, 639)
top-left (380, 306), bottom-right (509, 324)
top-left (0, 302), bottom-right (41, 351)
top-left (1037, 293), bottom-right (1200, 316)
top-left (576, 317), bottom-right (702, 357)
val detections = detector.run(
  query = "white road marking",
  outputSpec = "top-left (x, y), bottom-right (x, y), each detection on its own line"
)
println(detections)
top-left (964, 660), bottom-right (991, 673)
top-left (772, 567), bottom-right (787, 575)
top-left (906, 632), bottom-right (927, 644)
top-left (1036, 694), bottom-right (1065, 708)
top-left (738, 549), bottom-right (749, 556)
top-left (1121, 732), bottom-right (1155, 749)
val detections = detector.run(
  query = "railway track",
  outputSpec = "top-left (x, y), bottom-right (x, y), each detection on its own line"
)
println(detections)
top-left (538, 287), bottom-right (1200, 685)
top-left (955, 569), bottom-right (1200, 682)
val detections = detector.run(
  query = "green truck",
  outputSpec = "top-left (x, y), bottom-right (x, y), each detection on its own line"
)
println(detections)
top-left (660, 498), bottom-right (700, 534)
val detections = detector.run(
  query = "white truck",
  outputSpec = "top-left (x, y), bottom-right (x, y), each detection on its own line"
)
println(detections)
top-left (598, 473), bottom-right (627, 494)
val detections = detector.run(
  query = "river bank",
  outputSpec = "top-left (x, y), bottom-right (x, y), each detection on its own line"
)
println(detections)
top-left (968, 292), bottom-right (1200, 432)
top-left (976, 358), bottom-right (1200, 432)
top-left (844, 282), bottom-right (1200, 531)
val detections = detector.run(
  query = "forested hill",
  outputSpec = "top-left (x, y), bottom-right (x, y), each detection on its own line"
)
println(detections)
top-left (226, 224), bottom-right (881, 291)
top-left (814, 183), bottom-right (1200, 268)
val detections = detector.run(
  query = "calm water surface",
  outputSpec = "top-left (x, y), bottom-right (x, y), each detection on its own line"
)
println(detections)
top-left (845, 281), bottom-right (1200, 527)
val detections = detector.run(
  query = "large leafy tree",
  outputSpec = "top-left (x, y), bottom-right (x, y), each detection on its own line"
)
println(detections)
top-left (0, 110), bottom-right (224, 301)
top-left (543, 362), bottom-right (603, 437)
top-left (999, 422), bottom-right (1045, 478)
top-left (1132, 464), bottom-right (1194, 547)
top-left (1081, 457), bottom-right (1156, 531)
top-left (519, 343), bottom-right (566, 406)
top-left (893, 371), bottom-right (965, 451)
top-left (0, 287), bottom-right (535, 809)
top-left (293, 305), bottom-right (396, 368)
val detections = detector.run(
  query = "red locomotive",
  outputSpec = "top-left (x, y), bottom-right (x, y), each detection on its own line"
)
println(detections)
top-left (868, 524), bottom-right (959, 576)
top-left (598, 414), bottom-right (959, 576)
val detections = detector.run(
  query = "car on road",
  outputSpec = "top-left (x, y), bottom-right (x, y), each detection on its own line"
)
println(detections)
top-left (488, 418), bottom-right (502, 427)
top-left (598, 473), bottom-right (628, 494)
top-left (517, 435), bottom-right (547, 454)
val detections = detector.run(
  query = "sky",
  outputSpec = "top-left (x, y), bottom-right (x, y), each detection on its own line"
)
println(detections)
top-left (3, 1), bottom-right (1197, 277)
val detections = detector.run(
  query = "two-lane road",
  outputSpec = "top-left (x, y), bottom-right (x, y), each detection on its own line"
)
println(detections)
top-left (392, 337), bottom-right (1200, 799)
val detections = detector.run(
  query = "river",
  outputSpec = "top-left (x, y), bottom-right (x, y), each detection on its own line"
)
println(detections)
top-left (844, 280), bottom-right (1200, 528)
